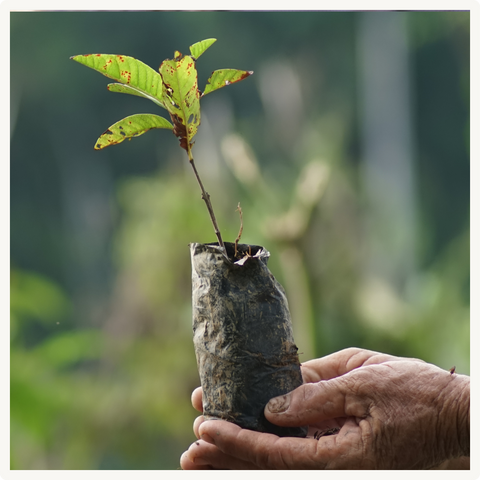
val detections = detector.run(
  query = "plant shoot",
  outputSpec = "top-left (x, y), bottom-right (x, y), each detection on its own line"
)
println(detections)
top-left (71, 39), bottom-right (253, 250)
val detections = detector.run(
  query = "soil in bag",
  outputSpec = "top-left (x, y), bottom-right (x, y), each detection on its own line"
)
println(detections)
top-left (191, 241), bottom-right (308, 438)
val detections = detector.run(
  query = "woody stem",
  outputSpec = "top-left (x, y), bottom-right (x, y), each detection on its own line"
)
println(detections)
top-left (189, 156), bottom-right (225, 251)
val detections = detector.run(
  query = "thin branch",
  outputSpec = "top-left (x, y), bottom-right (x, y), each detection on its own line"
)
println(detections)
top-left (234, 202), bottom-right (243, 257)
top-left (189, 156), bottom-right (225, 251)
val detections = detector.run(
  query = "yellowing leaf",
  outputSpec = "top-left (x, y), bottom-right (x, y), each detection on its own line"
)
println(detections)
top-left (72, 42), bottom-right (253, 156)
top-left (71, 54), bottom-right (165, 108)
top-left (160, 54), bottom-right (201, 155)
top-left (202, 69), bottom-right (254, 97)
top-left (94, 114), bottom-right (173, 150)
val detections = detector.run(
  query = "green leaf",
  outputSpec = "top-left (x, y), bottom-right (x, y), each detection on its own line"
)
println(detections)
top-left (159, 54), bottom-right (201, 155)
top-left (94, 114), bottom-right (173, 150)
top-left (72, 44), bottom-right (253, 158)
top-left (107, 83), bottom-right (166, 109)
top-left (202, 68), bottom-right (254, 96)
top-left (71, 54), bottom-right (165, 108)
top-left (189, 38), bottom-right (216, 60)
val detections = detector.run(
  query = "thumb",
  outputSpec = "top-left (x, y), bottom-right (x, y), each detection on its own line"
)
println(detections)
top-left (264, 377), bottom-right (359, 427)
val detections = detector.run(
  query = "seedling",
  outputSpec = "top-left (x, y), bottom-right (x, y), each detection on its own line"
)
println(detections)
top-left (71, 38), bottom-right (253, 251)
top-left (72, 39), bottom-right (306, 438)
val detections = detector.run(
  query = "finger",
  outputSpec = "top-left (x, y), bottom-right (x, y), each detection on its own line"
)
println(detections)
top-left (180, 448), bottom-right (212, 470)
top-left (265, 376), bottom-right (369, 427)
top-left (191, 386), bottom-right (203, 412)
top-left (193, 415), bottom-right (205, 438)
top-left (199, 419), bottom-right (347, 469)
top-left (300, 347), bottom-right (398, 382)
top-left (182, 437), bottom-right (257, 470)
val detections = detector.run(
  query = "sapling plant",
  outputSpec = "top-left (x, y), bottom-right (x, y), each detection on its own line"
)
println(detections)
top-left (72, 38), bottom-right (307, 439)
top-left (71, 38), bottom-right (253, 251)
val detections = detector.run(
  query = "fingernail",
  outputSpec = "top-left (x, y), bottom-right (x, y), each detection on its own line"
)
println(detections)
top-left (267, 393), bottom-right (291, 413)
top-left (200, 432), bottom-right (214, 445)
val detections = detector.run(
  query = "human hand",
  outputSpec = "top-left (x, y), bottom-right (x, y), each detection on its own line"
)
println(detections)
top-left (180, 347), bottom-right (469, 469)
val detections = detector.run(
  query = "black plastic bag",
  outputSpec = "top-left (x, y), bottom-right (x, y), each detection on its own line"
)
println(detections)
top-left (190, 242), bottom-right (307, 437)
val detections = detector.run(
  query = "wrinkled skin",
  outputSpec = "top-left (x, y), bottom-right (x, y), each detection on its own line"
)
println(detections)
top-left (181, 348), bottom-right (470, 470)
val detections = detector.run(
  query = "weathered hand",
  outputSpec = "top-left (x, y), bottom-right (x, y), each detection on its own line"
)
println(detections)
top-left (180, 348), bottom-right (469, 469)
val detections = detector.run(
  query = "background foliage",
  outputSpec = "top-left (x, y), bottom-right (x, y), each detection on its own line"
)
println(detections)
top-left (10, 11), bottom-right (469, 469)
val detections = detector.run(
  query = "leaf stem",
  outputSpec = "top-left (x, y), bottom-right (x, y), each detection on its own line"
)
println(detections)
top-left (189, 156), bottom-right (225, 251)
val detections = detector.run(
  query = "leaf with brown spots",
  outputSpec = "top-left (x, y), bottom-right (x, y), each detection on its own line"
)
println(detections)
top-left (71, 54), bottom-right (166, 109)
top-left (94, 114), bottom-right (173, 150)
top-left (202, 69), bottom-right (254, 97)
top-left (71, 40), bottom-right (252, 156)
top-left (159, 53), bottom-right (201, 157)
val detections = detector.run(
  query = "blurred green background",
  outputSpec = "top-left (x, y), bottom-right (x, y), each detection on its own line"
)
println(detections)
top-left (10, 11), bottom-right (469, 469)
